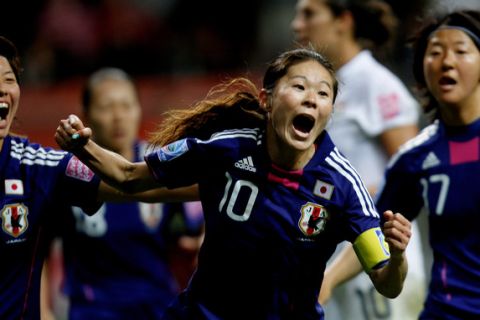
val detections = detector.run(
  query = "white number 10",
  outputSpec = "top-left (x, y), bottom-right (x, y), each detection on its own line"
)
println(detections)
top-left (219, 172), bottom-right (259, 221)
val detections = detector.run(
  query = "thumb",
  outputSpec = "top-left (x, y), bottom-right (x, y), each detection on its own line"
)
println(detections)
top-left (72, 127), bottom-right (92, 140)
top-left (80, 127), bottom-right (92, 139)
top-left (383, 210), bottom-right (394, 221)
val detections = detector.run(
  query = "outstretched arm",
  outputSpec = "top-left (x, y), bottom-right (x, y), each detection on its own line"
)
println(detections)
top-left (97, 182), bottom-right (200, 203)
top-left (56, 114), bottom-right (158, 194)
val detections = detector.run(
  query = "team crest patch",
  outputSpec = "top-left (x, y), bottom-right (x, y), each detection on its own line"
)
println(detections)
top-left (298, 202), bottom-right (329, 236)
top-left (1, 204), bottom-right (29, 238)
top-left (66, 156), bottom-right (94, 182)
top-left (139, 203), bottom-right (164, 230)
top-left (159, 139), bottom-right (189, 162)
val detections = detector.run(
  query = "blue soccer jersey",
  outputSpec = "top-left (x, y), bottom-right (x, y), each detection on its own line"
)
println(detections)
top-left (61, 141), bottom-right (179, 319)
top-left (376, 119), bottom-right (480, 319)
top-left (145, 128), bottom-right (390, 320)
top-left (0, 135), bottom-right (101, 320)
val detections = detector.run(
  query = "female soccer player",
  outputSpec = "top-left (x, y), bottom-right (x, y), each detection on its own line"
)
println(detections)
top-left (0, 36), bottom-right (196, 320)
top-left (291, 1), bottom-right (426, 318)
top-left (56, 48), bottom-right (411, 319)
top-left (55, 68), bottom-right (203, 319)
top-left (375, 10), bottom-right (480, 319)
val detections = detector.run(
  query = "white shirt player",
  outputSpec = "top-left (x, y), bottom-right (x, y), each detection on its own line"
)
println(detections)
top-left (325, 50), bottom-right (426, 320)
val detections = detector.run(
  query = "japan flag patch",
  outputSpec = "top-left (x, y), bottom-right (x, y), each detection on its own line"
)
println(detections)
top-left (5, 179), bottom-right (24, 195)
top-left (313, 180), bottom-right (334, 200)
top-left (66, 156), bottom-right (94, 182)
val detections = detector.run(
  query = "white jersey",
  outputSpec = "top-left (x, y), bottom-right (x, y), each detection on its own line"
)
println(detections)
top-left (325, 50), bottom-right (426, 320)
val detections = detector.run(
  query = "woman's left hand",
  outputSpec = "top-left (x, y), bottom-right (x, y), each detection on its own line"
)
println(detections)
top-left (382, 210), bottom-right (411, 258)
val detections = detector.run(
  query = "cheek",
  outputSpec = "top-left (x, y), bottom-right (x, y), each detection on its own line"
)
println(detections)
top-left (423, 61), bottom-right (437, 87)
top-left (461, 61), bottom-right (480, 84)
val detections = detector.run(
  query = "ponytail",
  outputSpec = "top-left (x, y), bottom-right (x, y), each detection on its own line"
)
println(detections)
top-left (149, 78), bottom-right (266, 147)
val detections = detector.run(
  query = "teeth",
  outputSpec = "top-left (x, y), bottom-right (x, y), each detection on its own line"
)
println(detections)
top-left (0, 102), bottom-right (9, 120)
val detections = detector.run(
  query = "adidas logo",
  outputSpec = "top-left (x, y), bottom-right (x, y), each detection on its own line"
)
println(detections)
top-left (235, 156), bottom-right (256, 172)
top-left (422, 152), bottom-right (440, 169)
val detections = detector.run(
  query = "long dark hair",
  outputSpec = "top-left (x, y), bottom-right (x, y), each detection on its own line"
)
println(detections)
top-left (0, 36), bottom-right (22, 82)
top-left (410, 10), bottom-right (480, 118)
top-left (149, 48), bottom-right (338, 147)
top-left (323, 0), bottom-right (398, 50)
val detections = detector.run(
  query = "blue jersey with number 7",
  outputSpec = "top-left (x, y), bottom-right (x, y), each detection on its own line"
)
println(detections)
top-left (376, 118), bottom-right (480, 319)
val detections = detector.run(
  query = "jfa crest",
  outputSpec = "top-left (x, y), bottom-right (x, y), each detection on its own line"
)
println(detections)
top-left (1, 204), bottom-right (29, 238)
top-left (298, 202), bottom-right (329, 236)
top-left (139, 203), bottom-right (164, 231)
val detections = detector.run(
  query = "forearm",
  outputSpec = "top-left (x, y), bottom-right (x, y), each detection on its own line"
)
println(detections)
top-left (74, 140), bottom-right (146, 193)
top-left (98, 183), bottom-right (200, 203)
top-left (369, 253), bottom-right (408, 298)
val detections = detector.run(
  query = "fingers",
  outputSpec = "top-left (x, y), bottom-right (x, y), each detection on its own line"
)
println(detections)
top-left (382, 211), bottom-right (412, 255)
top-left (68, 114), bottom-right (83, 130)
top-left (55, 115), bottom-right (90, 151)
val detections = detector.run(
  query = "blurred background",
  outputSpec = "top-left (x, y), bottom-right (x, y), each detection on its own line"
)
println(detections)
top-left (2, 0), bottom-right (479, 147)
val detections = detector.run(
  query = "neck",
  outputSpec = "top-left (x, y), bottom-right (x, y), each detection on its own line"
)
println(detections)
top-left (440, 88), bottom-right (480, 126)
top-left (332, 40), bottom-right (362, 70)
top-left (266, 130), bottom-right (315, 171)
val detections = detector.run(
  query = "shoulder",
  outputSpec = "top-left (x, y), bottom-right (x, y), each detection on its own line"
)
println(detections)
top-left (387, 121), bottom-right (440, 171)
top-left (9, 135), bottom-right (69, 168)
top-left (344, 51), bottom-right (412, 95)
top-left (192, 127), bottom-right (263, 155)
top-left (198, 127), bottom-right (263, 145)
top-left (321, 146), bottom-right (379, 217)
top-left (146, 128), bottom-right (263, 165)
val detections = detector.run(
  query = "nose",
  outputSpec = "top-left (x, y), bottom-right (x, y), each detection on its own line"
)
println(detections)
top-left (303, 90), bottom-right (317, 108)
top-left (441, 50), bottom-right (455, 71)
top-left (291, 15), bottom-right (303, 34)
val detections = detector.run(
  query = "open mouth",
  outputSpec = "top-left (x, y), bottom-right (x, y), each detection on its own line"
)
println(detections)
top-left (0, 102), bottom-right (8, 120)
top-left (293, 114), bottom-right (315, 134)
top-left (439, 76), bottom-right (456, 86)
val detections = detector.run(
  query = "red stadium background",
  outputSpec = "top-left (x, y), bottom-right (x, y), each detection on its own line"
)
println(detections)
top-left (16, 73), bottom-right (261, 148)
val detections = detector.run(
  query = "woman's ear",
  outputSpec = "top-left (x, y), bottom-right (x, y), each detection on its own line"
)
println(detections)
top-left (259, 89), bottom-right (271, 112)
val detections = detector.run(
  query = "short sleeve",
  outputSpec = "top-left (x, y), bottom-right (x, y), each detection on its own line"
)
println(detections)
top-left (144, 138), bottom-right (211, 189)
top-left (338, 166), bottom-right (390, 273)
top-left (326, 148), bottom-right (390, 272)
top-left (361, 74), bottom-right (419, 136)
top-left (55, 154), bottom-right (102, 215)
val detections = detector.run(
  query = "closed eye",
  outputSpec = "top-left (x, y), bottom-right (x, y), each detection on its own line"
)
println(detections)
top-left (294, 84), bottom-right (305, 90)
top-left (318, 90), bottom-right (329, 97)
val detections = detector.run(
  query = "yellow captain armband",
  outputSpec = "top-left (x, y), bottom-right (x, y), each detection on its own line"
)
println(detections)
top-left (353, 227), bottom-right (390, 273)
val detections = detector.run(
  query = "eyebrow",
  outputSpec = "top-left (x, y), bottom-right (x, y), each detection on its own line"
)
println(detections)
top-left (429, 38), bottom-right (470, 46)
top-left (290, 75), bottom-right (332, 88)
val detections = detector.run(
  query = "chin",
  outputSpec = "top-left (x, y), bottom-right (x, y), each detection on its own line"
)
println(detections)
top-left (288, 139), bottom-right (313, 152)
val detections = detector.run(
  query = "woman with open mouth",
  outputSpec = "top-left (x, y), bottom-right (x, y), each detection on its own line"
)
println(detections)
top-left (0, 36), bottom-right (196, 320)
top-left (56, 47), bottom-right (412, 319)
top-left (375, 10), bottom-right (480, 320)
